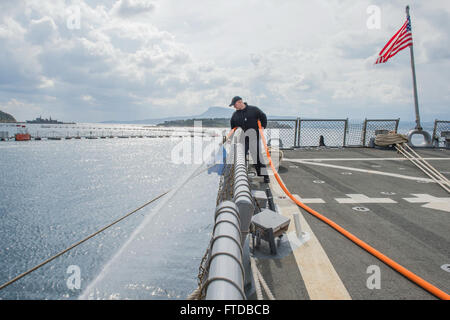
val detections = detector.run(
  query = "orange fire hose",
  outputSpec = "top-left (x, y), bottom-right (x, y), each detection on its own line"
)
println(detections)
top-left (257, 120), bottom-right (450, 300)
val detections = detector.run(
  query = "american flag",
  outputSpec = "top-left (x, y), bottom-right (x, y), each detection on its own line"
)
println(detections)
top-left (375, 16), bottom-right (413, 64)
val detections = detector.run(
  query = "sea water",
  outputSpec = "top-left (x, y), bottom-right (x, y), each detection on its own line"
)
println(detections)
top-left (0, 131), bottom-right (222, 299)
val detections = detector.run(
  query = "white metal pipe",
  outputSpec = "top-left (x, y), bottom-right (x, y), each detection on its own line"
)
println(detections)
top-left (293, 212), bottom-right (303, 239)
top-left (205, 201), bottom-right (245, 300)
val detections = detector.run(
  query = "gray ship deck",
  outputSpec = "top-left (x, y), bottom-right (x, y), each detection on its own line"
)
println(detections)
top-left (249, 147), bottom-right (450, 300)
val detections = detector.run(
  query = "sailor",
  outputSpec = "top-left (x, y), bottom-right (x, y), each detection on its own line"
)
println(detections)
top-left (229, 96), bottom-right (270, 183)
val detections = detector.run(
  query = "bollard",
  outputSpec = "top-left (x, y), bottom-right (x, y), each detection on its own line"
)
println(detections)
top-left (319, 135), bottom-right (325, 147)
top-left (292, 212), bottom-right (303, 239)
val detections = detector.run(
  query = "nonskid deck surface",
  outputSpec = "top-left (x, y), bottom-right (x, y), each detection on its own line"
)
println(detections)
top-left (250, 147), bottom-right (450, 300)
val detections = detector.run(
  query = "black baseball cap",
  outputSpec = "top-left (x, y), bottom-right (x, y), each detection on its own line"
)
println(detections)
top-left (229, 96), bottom-right (242, 107)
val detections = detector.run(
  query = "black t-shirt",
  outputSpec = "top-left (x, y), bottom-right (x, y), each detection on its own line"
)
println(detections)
top-left (230, 104), bottom-right (267, 131)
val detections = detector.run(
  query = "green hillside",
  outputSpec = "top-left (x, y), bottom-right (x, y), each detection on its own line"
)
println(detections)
top-left (0, 110), bottom-right (16, 123)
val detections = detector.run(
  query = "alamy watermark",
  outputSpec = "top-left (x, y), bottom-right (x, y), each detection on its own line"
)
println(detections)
top-left (366, 265), bottom-right (381, 289)
top-left (366, 5), bottom-right (381, 30)
top-left (169, 121), bottom-right (280, 174)
top-left (66, 5), bottom-right (81, 30)
top-left (66, 265), bottom-right (81, 290)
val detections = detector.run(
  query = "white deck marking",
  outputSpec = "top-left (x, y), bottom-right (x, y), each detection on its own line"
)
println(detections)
top-left (335, 194), bottom-right (397, 204)
top-left (403, 194), bottom-right (450, 213)
top-left (268, 171), bottom-right (351, 300)
top-left (287, 159), bottom-right (435, 183)
top-left (293, 194), bottom-right (325, 204)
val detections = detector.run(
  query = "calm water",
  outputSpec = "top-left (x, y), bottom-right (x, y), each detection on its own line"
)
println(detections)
top-left (0, 133), bottom-right (221, 299)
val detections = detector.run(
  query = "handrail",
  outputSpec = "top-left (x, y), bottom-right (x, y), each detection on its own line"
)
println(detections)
top-left (232, 128), bottom-right (255, 244)
top-left (204, 201), bottom-right (245, 300)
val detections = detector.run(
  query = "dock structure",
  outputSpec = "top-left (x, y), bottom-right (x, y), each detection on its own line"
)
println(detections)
top-left (202, 125), bottom-right (450, 300)
top-left (1, 131), bottom-right (211, 141)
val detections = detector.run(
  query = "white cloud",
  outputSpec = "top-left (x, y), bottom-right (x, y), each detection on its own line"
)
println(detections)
top-left (0, 0), bottom-right (449, 122)
top-left (38, 76), bottom-right (55, 88)
top-left (81, 95), bottom-right (95, 103)
top-left (111, 0), bottom-right (156, 18)
top-left (0, 98), bottom-right (44, 121)
top-left (27, 16), bottom-right (58, 44)
top-left (0, 17), bottom-right (26, 39)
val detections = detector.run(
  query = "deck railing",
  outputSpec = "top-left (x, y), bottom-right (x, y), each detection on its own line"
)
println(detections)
top-left (266, 118), bottom-right (403, 148)
top-left (432, 120), bottom-right (450, 148)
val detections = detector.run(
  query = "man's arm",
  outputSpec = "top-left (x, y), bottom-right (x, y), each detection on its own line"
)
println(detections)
top-left (230, 113), bottom-right (236, 129)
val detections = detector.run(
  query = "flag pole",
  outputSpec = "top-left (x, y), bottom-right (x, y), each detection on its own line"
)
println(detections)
top-left (406, 5), bottom-right (422, 130)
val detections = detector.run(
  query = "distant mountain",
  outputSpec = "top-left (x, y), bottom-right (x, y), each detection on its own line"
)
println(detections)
top-left (196, 106), bottom-right (234, 119)
top-left (100, 106), bottom-right (295, 124)
top-left (100, 106), bottom-right (233, 124)
top-left (0, 110), bottom-right (16, 123)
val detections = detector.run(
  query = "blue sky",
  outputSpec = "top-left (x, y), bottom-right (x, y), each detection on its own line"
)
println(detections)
top-left (0, 0), bottom-right (449, 122)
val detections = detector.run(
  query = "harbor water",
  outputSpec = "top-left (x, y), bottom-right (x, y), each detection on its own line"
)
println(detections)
top-left (0, 130), bottom-right (222, 299)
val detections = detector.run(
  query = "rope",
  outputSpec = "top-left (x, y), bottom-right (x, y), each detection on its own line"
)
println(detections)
top-left (186, 287), bottom-right (202, 300)
top-left (0, 190), bottom-right (169, 291)
top-left (256, 266), bottom-right (275, 300)
top-left (395, 143), bottom-right (450, 193)
top-left (249, 236), bottom-right (275, 300)
top-left (257, 120), bottom-right (450, 300)
top-left (250, 257), bottom-right (263, 300)
top-left (374, 132), bottom-right (408, 146)
top-left (403, 143), bottom-right (450, 183)
top-left (250, 256), bottom-right (276, 300)
top-left (395, 144), bottom-right (450, 192)
top-left (1, 129), bottom-right (236, 292)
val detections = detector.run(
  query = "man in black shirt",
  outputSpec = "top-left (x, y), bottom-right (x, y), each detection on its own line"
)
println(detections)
top-left (229, 96), bottom-right (269, 183)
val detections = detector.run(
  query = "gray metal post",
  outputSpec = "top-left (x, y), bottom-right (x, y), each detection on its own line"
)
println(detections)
top-left (343, 118), bottom-right (348, 147)
top-left (406, 6), bottom-right (422, 131)
top-left (293, 212), bottom-right (302, 239)
top-left (362, 118), bottom-right (367, 146)
top-left (432, 119), bottom-right (438, 143)
top-left (297, 118), bottom-right (302, 147)
top-left (294, 118), bottom-right (299, 148)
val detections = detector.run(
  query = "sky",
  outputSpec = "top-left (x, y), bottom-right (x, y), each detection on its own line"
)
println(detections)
top-left (0, 0), bottom-right (449, 122)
